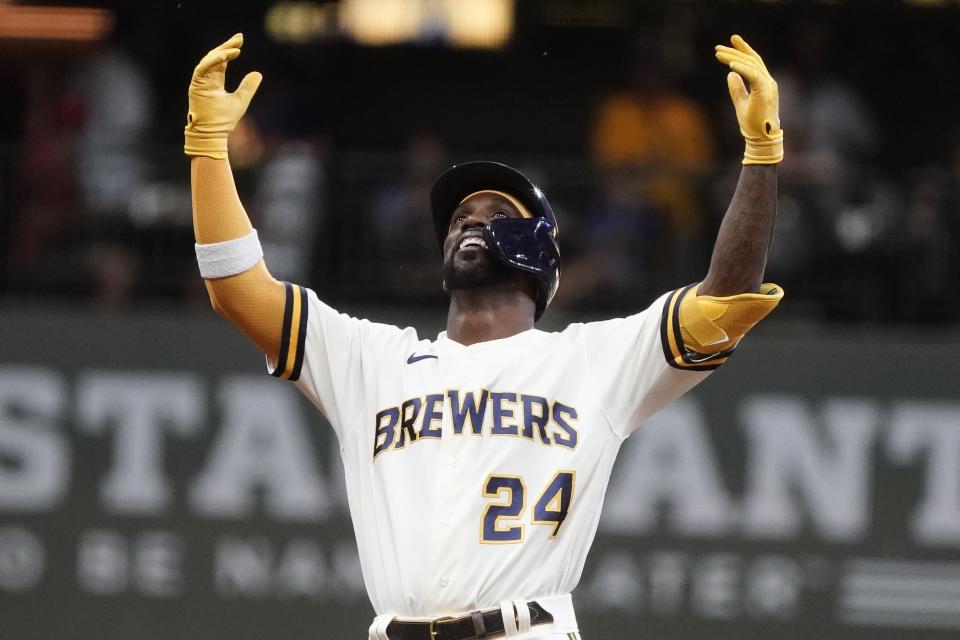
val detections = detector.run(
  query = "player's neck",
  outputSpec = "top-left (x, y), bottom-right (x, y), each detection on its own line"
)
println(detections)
top-left (446, 289), bottom-right (535, 346)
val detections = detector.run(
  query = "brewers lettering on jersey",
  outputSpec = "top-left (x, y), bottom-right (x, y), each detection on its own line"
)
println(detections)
top-left (186, 32), bottom-right (785, 640)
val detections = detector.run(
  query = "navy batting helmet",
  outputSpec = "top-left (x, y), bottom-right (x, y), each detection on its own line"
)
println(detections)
top-left (430, 161), bottom-right (561, 320)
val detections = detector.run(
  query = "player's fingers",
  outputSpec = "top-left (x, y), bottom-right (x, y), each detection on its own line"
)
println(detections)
top-left (194, 48), bottom-right (241, 77)
top-left (716, 44), bottom-right (762, 69)
top-left (193, 57), bottom-right (221, 79)
top-left (726, 71), bottom-right (748, 105)
top-left (728, 61), bottom-right (763, 88)
top-left (730, 35), bottom-right (758, 57)
top-left (730, 35), bottom-right (770, 73)
top-left (718, 52), bottom-right (773, 90)
top-left (715, 47), bottom-right (755, 68)
top-left (234, 71), bottom-right (263, 107)
top-left (212, 33), bottom-right (243, 52)
top-left (716, 43), bottom-right (768, 75)
top-left (220, 48), bottom-right (241, 64)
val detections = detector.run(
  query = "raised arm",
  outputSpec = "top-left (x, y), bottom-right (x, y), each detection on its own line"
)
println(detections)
top-left (699, 164), bottom-right (776, 295)
top-left (186, 34), bottom-right (286, 362)
top-left (666, 36), bottom-right (783, 362)
top-left (701, 35), bottom-right (782, 296)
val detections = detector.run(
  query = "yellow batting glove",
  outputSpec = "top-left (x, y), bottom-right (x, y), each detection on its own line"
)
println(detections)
top-left (714, 35), bottom-right (783, 165)
top-left (184, 33), bottom-right (263, 160)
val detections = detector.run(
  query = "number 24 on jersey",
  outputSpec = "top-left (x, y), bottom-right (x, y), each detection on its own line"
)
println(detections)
top-left (480, 470), bottom-right (575, 543)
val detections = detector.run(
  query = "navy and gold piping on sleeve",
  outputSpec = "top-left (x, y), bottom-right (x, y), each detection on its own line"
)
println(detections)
top-left (270, 282), bottom-right (309, 381)
top-left (659, 285), bottom-right (736, 371)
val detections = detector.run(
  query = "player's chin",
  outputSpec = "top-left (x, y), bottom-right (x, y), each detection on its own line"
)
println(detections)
top-left (443, 252), bottom-right (503, 290)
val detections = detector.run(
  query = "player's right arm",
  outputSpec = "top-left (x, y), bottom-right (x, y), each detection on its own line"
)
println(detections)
top-left (185, 34), bottom-right (287, 363)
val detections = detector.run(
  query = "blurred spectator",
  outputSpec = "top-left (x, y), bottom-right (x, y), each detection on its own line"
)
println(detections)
top-left (562, 42), bottom-right (714, 307)
top-left (775, 22), bottom-right (884, 318)
top-left (368, 133), bottom-right (449, 299)
top-left (1, 6), bottom-right (958, 325)
top-left (254, 133), bottom-right (327, 284)
top-left (71, 39), bottom-right (154, 218)
top-left (232, 68), bottom-right (332, 288)
top-left (58, 35), bottom-right (157, 305)
top-left (777, 23), bottom-right (879, 189)
top-left (589, 43), bottom-right (715, 239)
top-left (891, 132), bottom-right (960, 323)
top-left (9, 69), bottom-right (83, 279)
top-left (552, 167), bottom-right (662, 310)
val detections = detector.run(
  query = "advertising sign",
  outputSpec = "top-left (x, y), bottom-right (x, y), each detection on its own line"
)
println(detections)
top-left (2, 308), bottom-right (958, 639)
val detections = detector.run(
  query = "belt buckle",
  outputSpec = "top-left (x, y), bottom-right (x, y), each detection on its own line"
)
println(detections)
top-left (428, 615), bottom-right (456, 640)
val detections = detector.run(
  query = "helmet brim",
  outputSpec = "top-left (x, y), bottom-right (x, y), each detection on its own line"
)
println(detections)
top-left (430, 161), bottom-right (556, 249)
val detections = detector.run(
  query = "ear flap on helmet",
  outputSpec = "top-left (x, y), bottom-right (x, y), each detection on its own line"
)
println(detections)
top-left (484, 218), bottom-right (561, 320)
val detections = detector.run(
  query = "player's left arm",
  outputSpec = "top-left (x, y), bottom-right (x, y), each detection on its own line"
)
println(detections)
top-left (668, 35), bottom-right (784, 363)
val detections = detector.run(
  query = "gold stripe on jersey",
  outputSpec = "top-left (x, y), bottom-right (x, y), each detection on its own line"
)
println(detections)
top-left (284, 286), bottom-right (303, 377)
top-left (660, 283), bottom-right (783, 371)
top-left (270, 282), bottom-right (309, 381)
top-left (660, 285), bottom-right (726, 371)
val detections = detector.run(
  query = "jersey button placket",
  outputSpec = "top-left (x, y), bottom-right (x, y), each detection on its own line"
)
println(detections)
top-left (430, 350), bottom-right (470, 596)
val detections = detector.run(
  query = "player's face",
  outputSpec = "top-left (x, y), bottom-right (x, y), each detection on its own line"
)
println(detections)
top-left (441, 192), bottom-right (523, 292)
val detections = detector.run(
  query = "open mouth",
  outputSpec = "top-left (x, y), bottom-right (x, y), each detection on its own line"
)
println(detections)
top-left (458, 236), bottom-right (489, 251)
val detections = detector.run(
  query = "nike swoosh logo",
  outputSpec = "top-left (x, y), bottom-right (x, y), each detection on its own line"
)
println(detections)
top-left (406, 353), bottom-right (439, 364)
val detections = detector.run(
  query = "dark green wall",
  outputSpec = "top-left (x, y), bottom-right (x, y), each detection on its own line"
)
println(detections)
top-left (2, 306), bottom-right (959, 639)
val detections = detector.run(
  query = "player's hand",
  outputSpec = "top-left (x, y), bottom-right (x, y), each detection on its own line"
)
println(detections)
top-left (714, 35), bottom-right (783, 165)
top-left (184, 33), bottom-right (263, 159)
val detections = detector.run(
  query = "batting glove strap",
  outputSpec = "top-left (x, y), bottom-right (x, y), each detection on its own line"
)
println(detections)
top-left (743, 130), bottom-right (784, 165)
top-left (184, 128), bottom-right (231, 160)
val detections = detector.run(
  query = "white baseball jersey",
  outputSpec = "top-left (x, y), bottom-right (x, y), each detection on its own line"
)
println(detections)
top-left (267, 282), bottom-right (728, 620)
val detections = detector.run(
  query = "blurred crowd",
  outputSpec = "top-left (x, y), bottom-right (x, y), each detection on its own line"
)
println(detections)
top-left (3, 18), bottom-right (959, 325)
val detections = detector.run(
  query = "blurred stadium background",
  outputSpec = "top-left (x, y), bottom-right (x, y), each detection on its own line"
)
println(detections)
top-left (1, 1), bottom-right (959, 639)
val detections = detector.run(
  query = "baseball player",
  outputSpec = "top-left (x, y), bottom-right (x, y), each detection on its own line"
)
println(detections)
top-left (186, 33), bottom-right (783, 640)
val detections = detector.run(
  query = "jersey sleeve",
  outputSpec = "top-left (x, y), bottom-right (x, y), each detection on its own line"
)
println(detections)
top-left (266, 282), bottom-right (311, 382)
top-left (581, 284), bottom-right (778, 438)
top-left (660, 283), bottom-right (736, 370)
top-left (266, 284), bottom-right (408, 440)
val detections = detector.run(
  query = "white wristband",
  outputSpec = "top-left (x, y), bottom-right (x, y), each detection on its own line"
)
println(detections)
top-left (195, 229), bottom-right (264, 279)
